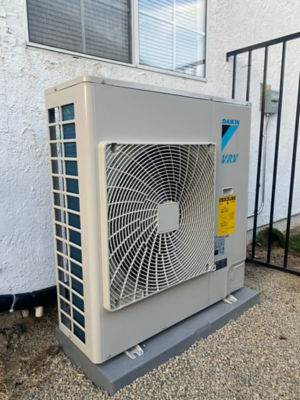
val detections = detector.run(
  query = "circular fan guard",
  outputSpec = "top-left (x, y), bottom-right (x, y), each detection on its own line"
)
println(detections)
top-left (105, 143), bottom-right (215, 310)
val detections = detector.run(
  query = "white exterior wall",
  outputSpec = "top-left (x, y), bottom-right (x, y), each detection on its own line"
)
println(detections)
top-left (0, 0), bottom-right (299, 293)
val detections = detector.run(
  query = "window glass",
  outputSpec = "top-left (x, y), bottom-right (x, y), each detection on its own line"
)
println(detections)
top-left (27, 0), bottom-right (132, 63)
top-left (139, 0), bottom-right (206, 77)
top-left (84, 0), bottom-right (131, 62)
top-left (27, 0), bottom-right (83, 53)
top-left (139, 13), bottom-right (173, 71)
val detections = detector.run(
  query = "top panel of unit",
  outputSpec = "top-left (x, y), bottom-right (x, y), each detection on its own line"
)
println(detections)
top-left (45, 75), bottom-right (249, 107)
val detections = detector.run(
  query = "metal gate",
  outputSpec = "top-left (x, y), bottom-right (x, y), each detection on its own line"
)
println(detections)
top-left (226, 32), bottom-right (300, 275)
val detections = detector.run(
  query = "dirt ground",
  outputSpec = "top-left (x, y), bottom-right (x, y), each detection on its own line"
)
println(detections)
top-left (250, 245), bottom-right (300, 272)
top-left (0, 264), bottom-right (299, 400)
top-left (248, 227), bottom-right (300, 272)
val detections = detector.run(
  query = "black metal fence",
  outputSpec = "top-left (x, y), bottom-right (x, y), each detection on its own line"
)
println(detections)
top-left (226, 32), bottom-right (300, 275)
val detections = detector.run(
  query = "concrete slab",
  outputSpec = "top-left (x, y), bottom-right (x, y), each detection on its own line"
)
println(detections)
top-left (56, 286), bottom-right (259, 394)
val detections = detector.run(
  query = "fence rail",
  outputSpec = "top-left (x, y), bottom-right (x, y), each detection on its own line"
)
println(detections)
top-left (226, 32), bottom-right (300, 276)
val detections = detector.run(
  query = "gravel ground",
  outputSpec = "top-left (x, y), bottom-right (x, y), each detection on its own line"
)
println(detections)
top-left (1, 264), bottom-right (300, 400)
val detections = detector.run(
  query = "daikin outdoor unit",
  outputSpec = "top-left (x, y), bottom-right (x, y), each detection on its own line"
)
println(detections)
top-left (45, 76), bottom-right (251, 366)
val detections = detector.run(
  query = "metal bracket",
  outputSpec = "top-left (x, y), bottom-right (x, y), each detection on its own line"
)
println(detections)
top-left (228, 294), bottom-right (237, 303)
top-left (124, 344), bottom-right (144, 360)
top-left (222, 294), bottom-right (238, 305)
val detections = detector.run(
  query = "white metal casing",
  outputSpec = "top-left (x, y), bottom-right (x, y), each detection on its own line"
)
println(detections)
top-left (45, 76), bottom-right (251, 363)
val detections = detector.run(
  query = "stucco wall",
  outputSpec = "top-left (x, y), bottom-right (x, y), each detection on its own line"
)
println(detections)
top-left (0, 0), bottom-right (299, 293)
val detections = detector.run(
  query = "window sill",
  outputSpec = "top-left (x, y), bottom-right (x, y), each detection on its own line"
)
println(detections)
top-left (26, 41), bottom-right (207, 83)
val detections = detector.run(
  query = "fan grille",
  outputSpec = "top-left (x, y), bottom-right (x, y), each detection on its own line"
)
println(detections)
top-left (104, 143), bottom-right (215, 310)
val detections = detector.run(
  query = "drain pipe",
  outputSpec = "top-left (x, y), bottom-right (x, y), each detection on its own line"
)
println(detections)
top-left (0, 286), bottom-right (57, 313)
top-left (248, 114), bottom-right (270, 218)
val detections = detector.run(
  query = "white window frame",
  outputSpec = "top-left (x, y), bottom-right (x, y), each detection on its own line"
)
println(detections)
top-left (24, 0), bottom-right (207, 81)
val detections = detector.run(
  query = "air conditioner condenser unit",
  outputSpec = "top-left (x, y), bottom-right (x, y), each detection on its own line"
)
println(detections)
top-left (45, 76), bottom-right (251, 367)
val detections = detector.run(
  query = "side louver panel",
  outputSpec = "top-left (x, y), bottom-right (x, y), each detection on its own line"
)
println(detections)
top-left (48, 104), bottom-right (86, 344)
top-left (99, 143), bottom-right (216, 311)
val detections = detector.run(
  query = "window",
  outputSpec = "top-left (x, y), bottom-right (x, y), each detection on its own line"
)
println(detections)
top-left (139, 0), bottom-right (206, 77)
top-left (26, 0), bottom-right (206, 78)
top-left (27, 0), bottom-right (132, 63)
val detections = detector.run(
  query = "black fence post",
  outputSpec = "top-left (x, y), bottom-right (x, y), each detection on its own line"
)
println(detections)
top-left (246, 51), bottom-right (252, 102)
top-left (251, 46), bottom-right (268, 258)
top-left (232, 55), bottom-right (236, 99)
top-left (283, 73), bottom-right (300, 268)
top-left (267, 41), bottom-right (286, 263)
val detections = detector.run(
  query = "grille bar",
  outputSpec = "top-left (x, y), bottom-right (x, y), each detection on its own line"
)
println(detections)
top-left (48, 103), bottom-right (86, 344)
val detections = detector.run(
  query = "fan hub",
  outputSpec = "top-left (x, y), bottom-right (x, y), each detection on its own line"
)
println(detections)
top-left (157, 202), bottom-right (179, 234)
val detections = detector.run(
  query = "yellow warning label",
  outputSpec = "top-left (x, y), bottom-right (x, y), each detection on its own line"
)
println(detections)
top-left (217, 195), bottom-right (236, 236)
